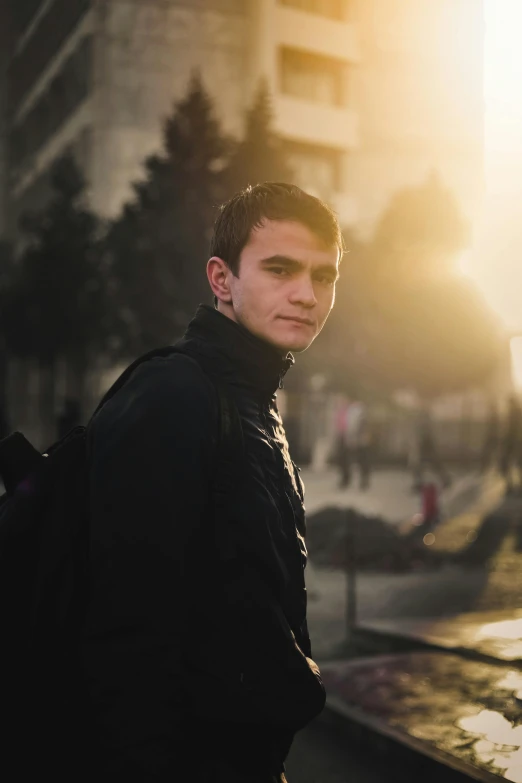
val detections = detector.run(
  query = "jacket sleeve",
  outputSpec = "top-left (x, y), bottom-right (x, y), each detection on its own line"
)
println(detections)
top-left (80, 354), bottom-right (217, 776)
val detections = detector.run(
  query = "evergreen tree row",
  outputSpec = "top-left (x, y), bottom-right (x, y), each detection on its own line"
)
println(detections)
top-left (0, 74), bottom-right (291, 404)
top-left (0, 74), bottom-right (505, 416)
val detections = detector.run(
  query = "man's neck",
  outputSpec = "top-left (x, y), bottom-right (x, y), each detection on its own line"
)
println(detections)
top-left (215, 302), bottom-right (288, 359)
top-left (215, 300), bottom-right (237, 325)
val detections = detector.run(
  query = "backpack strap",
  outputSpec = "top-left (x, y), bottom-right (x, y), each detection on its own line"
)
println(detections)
top-left (90, 346), bottom-right (182, 422)
top-left (89, 346), bottom-right (245, 517)
top-left (0, 348), bottom-right (187, 495)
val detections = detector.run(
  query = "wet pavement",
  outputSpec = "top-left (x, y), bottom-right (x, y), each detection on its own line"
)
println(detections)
top-left (306, 487), bottom-right (522, 780)
top-left (357, 610), bottom-right (522, 666)
top-left (321, 652), bottom-right (522, 782)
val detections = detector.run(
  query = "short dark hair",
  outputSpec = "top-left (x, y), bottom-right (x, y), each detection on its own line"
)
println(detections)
top-left (210, 182), bottom-right (344, 276)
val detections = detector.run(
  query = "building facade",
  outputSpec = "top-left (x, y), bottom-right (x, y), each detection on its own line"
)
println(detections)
top-left (3, 0), bottom-right (484, 239)
top-left (1, 0), bottom-right (496, 450)
top-left (5, 0), bottom-right (483, 239)
top-left (3, 0), bottom-right (359, 234)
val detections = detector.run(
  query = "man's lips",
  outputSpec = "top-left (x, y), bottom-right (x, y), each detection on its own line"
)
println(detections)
top-left (279, 316), bottom-right (314, 326)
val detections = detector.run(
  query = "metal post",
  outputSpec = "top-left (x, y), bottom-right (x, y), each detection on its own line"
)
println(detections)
top-left (345, 510), bottom-right (357, 648)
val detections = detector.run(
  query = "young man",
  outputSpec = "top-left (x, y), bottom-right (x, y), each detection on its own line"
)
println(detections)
top-left (81, 183), bottom-right (343, 781)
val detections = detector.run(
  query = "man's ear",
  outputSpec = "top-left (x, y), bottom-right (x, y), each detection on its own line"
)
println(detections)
top-left (207, 256), bottom-right (233, 304)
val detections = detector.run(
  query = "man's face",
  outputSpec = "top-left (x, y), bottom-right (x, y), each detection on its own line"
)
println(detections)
top-left (225, 219), bottom-right (339, 354)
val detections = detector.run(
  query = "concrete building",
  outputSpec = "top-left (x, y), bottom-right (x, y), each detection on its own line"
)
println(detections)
top-left (0, 0), bottom-right (12, 238)
top-left (1, 0), bottom-right (496, 451)
top-left (3, 0), bottom-right (484, 240)
top-left (3, 0), bottom-right (358, 234)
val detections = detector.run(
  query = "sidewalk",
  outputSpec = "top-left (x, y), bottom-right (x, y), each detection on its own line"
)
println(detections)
top-left (356, 608), bottom-right (522, 666)
top-left (301, 465), bottom-right (493, 526)
top-left (350, 496), bottom-right (522, 661)
top-left (304, 468), bottom-right (505, 659)
top-left (312, 490), bottom-right (522, 782)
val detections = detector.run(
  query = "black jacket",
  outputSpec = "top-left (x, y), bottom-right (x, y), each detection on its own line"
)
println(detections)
top-left (80, 305), bottom-right (325, 780)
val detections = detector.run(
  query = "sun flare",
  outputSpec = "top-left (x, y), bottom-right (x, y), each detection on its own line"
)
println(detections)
top-left (470, 1), bottom-right (522, 332)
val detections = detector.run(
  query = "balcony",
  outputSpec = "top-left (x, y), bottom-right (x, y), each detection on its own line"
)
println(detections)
top-left (275, 4), bottom-right (359, 64)
top-left (274, 94), bottom-right (358, 150)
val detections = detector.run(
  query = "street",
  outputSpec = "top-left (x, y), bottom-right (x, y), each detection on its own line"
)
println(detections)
top-left (286, 716), bottom-right (398, 783)
top-left (301, 465), bottom-right (505, 659)
top-left (300, 465), bottom-right (493, 525)
top-left (289, 466), bottom-right (522, 781)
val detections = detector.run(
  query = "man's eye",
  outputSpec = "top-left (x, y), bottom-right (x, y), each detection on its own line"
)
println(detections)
top-left (270, 267), bottom-right (289, 276)
top-left (316, 275), bottom-right (336, 285)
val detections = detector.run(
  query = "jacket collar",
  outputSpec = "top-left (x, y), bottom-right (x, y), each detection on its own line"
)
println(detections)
top-left (177, 305), bottom-right (294, 398)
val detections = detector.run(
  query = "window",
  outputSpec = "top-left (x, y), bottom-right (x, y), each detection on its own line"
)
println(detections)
top-left (9, 36), bottom-right (93, 172)
top-left (279, 0), bottom-right (348, 22)
top-left (8, 0), bottom-right (91, 113)
top-left (280, 47), bottom-right (346, 107)
top-left (285, 141), bottom-right (342, 198)
top-left (8, 0), bottom-right (43, 36)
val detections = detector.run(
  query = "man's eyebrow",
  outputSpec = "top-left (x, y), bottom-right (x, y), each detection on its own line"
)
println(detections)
top-left (260, 255), bottom-right (304, 268)
top-left (260, 255), bottom-right (339, 278)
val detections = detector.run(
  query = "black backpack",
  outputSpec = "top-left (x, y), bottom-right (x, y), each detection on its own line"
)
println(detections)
top-left (0, 346), bottom-right (242, 765)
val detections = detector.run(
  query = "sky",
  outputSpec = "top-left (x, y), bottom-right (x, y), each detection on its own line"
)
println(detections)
top-left (470, 1), bottom-right (522, 333)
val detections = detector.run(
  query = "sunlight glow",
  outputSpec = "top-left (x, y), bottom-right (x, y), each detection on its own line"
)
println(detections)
top-left (471, 1), bottom-right (522, 330)
top-left (510, 337), bottom-right (522, 390)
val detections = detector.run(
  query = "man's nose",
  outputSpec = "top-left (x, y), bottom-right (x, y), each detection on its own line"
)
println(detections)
top-left (290, 276), bottom-right (317, 307)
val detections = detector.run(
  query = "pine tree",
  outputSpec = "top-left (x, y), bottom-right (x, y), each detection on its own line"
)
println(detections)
top-left (367, 171), bottom-right (469, 285)
top-left (12, 154), bottom-right (108, 368)
top-left (299, 176), bottom-right (502, 400)
top-left (360, 173), bottom-right (502, 397)
top-left (9, 153), bottom-right (109, 437)
top-left (225, 80), bottom-right (294, 194)
top-left (107, 72), bottom-right (230, 354)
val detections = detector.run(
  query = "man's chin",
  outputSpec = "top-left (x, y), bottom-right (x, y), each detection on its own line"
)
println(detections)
top-left (281, 321), bottom-right (321, 352)
top-left (284, 340), bottom-right (314, 353)
top-left (250, 324), bottom-right (317, 355)
top-left (274, 335), bottom-right (316, 354)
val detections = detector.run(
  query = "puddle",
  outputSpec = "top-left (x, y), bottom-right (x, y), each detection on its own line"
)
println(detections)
top-left (456, 710), bottom-right (522, 781)
top-left (322, 653), bottom-right (522, 779)
top-left (474, 620), bottom-right (522, 642)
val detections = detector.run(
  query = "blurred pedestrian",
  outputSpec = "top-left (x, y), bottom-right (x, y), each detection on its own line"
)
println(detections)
top-left (56, 397), bottom-right (81, 439)
top-left (335, 394), bottom-right (350, 487)
top-left (499, 394), bottom-right (522, 494)
top-left (336, 396), bottom-right (372, 490)
top-left (412, 407), bottom-right (451, 492)
top-left (421, 481), bottom-right (440, 530)
top-left (357, 406), bottom-right (373, 490)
